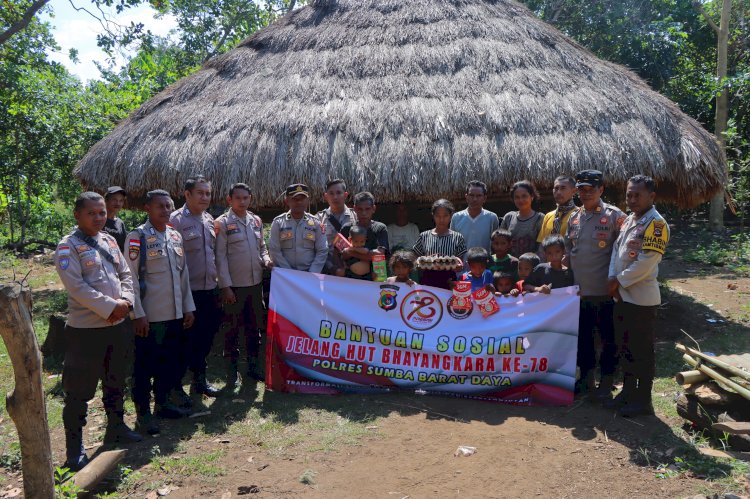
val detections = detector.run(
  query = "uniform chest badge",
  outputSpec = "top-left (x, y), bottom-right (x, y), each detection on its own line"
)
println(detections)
top-left (58, 245), bottom-right (71, 256)
top-left (652, 221), bottom-right (665, 237)
top-left (147, 236), bottom-right (157, 243)
top-left (595, 206), bottom-right (602, 213)
top-left (304, 232), bottom-right (316, 241)
top-left (598, 240), bottom-right (607, 248)
top-left (227, 223), bottom-right (238, 231)
top-left (280, 230), bottom-right (293, 241)
top-left (307, 219), bottom-right (316, 227)
top-left (77, 244), bottom-right (91, 253)
top-left (599, 216), bottom-right (608, 225)
top-left (59, 257), bottom-right (70, 270)
top-left (628, 250), bottom-right (637, 259)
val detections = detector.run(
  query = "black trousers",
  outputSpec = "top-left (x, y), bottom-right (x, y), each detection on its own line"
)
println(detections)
top-left (222, 284), bottom-right (264, 361)
top-left (614, 301), bottom-right (657, 386)
top-left (133, 319), bottom-right (182, 408)
top-left (62, 321), bottom-right (131, 432)
top-left (577, 296), bottom-right (617, 381)
top-left (175, 289), bottom-right (220, 382)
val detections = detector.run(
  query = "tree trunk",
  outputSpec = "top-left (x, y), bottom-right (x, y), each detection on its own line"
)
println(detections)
top-left (709, 0), bottom-right (732, 232)
top-left (0, 283), bottom-right (54, 498)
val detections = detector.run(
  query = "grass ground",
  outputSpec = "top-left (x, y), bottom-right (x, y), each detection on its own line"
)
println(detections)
top-left (0, 221), bottom-right (749, 497)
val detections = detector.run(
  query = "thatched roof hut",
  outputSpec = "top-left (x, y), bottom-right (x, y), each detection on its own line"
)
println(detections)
top-left (75, 0), bottom-right (726, 208)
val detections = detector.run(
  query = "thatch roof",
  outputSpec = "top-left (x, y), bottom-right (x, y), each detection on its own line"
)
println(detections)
top-left (75, 0), bottom-right (726, 208)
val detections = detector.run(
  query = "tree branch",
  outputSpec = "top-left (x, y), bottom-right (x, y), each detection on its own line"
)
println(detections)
top-left (0, 0), bottom-right (51, 46)
top-left (693, 0), bottom-right (720, 34)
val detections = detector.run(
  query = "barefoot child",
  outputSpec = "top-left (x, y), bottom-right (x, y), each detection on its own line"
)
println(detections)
top-left (524, 235), bottom-right (574, 294)
top-left (386, 250), bottom-right (416, 286)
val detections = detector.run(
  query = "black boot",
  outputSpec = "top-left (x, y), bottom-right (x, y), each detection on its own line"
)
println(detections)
top-left (155, 402), bottom-right (190, 419)
top-left (603, 375), bottom-right (636, 409)
top-left (103, 419), bottom-right (143, 445)
top-left (135, 405), bottom-right (160, 436)
top-left (64, 429), bottom-right (89, 471)
top-left (618, 379), bottom-right (654, 417)
top-left (224, 360), bottom-right (240, 392)
top-left (246, 358), bottom-right (264, 382)
top-left (171, 386), bottom-right (194, 409)
top-left (593, 375), bottom-right (615, 402)
top-left (192, 371), bottom-right (220, 398)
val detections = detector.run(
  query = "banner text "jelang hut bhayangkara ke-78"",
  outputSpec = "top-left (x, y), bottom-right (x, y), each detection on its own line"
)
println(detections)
top-left (265, 268), bottom-right (580, 406)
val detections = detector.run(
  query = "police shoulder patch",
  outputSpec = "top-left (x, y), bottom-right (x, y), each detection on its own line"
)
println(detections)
top-left (641, 219), bottom-right (669, 255)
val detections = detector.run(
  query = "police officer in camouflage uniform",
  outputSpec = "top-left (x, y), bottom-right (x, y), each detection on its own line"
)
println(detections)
top-left (269, 184), bottom-right (328, 274)
top-left (169, 176), bottom-right (221, 400)
top-left (215, 183), bottom-right (273, 389)
top-left (55, 192), bottom-right (142, 471)
top-left (606, 175), bottom-right (669, 416)
top-left (316, 179), bottom-right (357, 274)
top-left (565, 170), bottom-right (625, 398)
top-left (127, 190), bottom-right (196, 434)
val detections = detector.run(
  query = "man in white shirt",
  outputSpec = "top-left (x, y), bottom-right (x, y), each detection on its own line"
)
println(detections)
top-left (450, 180), bottom-right (499, 253)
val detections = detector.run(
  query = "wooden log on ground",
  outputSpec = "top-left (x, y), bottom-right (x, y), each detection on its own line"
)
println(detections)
top-left (73, 449), bottom-right (127, 497)
top-left (0, 282), bottom-right (54, 498)
top-left (712, 421), bottom-right (750, 436)
top-left (681, 353), bottom-right (750, 402)
top-left (676, 369), bottom-right (709, 386)
top-left (676, 394), bottom-right (750, 451)
top-left (677, 343), bottom-right (750, 383)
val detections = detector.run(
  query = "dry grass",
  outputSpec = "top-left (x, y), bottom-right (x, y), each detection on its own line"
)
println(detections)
top-left (76, 0), bottom-right (725, 209)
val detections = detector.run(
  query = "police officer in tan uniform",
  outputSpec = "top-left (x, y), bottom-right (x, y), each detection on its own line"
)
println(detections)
top-left (606, 175), bottom-right (669, 416)
top-left (55, 192), bottom-right (142, 470)
top-left (269, 184), bottom-right (328, 274)
top-left (316, 179), bottom-right (357, 274)
top-left (169, 176), bottom-right (221, 399)
top-left (215, 183), bottom-right (273, 388)
top-left (127, 190), bottom-right (196, 433)
top-left (565, 170), bottom-right (625, 398)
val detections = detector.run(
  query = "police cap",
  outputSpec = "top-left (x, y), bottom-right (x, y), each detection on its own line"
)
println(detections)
top-left (575, 170), bottom-right (604, 188)
top-left (286, 183), bottom-right (310, 198)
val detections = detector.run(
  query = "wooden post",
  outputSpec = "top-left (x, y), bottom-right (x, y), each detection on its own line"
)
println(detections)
top-left (0, 282), bottom-right (54, 498)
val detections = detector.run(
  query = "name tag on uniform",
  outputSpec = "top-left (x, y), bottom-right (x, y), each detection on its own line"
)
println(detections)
top-left (227, 224), bottom-right (238, 231)
top-left (280, 229), bottom-right (293, 241)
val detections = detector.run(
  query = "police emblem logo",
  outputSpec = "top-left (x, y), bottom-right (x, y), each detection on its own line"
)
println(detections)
top-left (378, 285), bottom-right (399, 311)
top-left (129, 239), bottom-right (141, 260)
top-left (652, 221), bottom-right (665, 238)
top-left (598, 240), bottom-right (606, 248)
top-left (307, 219), bottom-right (316, 227)
top-left (599, 216), bottom-right (608, 225)
top-left (147, 236), bottom-right (157, 243)
top-left (304, 231), bottom-right (316, 241)
top-left (77, 244), bottom-right (91, 252)
top-left (59, 257), bottom-right (70, 270)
